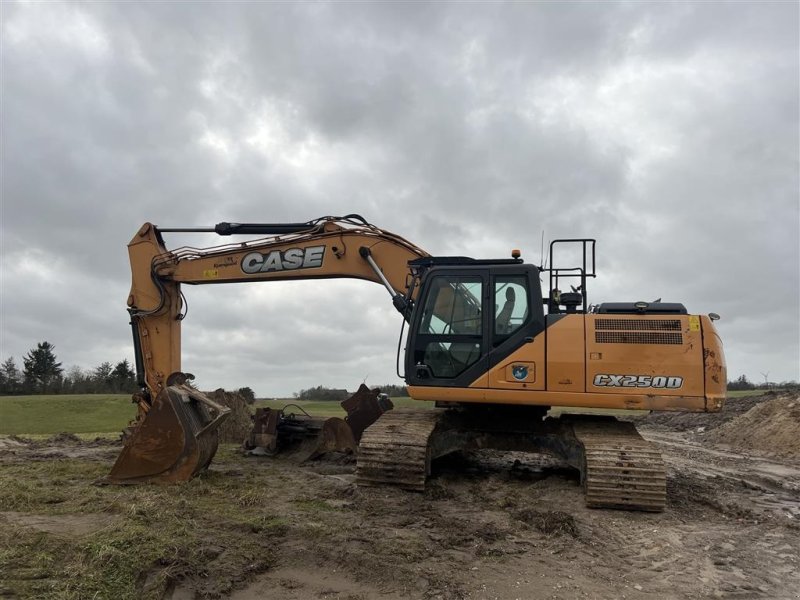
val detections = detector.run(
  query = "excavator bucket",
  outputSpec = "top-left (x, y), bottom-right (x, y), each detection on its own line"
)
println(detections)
top-left (245, 408), bottom-right (357, 462)
top-left (243, 386), bottom-right (393, 461)
top-left (105, 384), bottom-right (230, 484)
top-left (341, 384), bottom-right (394, 441)
top-left (290, 415), bottom-right (358, 462)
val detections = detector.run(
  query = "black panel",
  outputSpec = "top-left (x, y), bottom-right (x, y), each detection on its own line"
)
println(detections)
top-left (596, 302), bottom-right (687, 315)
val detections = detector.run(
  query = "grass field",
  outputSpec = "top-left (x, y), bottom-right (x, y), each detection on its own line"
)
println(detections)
top-left (0, 390), bottom-right (765, 435)
top-left (0, 395), bottom-right (137, 435)
top-left (0, 394), bottom-right (429, 435)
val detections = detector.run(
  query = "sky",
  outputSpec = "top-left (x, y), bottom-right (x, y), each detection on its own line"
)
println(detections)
top-left (1, 1), bottom-right (798, 397)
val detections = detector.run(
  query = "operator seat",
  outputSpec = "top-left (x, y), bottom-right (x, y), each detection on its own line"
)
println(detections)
top-left (496, 287), bottom-right (516, 334)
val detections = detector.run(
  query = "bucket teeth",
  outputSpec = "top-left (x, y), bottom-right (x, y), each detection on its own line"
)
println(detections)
top-left (105, 384), bottom-right (230, 484)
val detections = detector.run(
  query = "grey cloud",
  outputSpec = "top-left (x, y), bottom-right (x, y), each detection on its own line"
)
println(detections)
top-left (2, 1), bottom-right (798, 395)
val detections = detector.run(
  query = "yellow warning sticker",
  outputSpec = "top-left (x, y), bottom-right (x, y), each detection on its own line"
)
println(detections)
top-left (689, 316), bottom-right (700, 332)
top-left (203, 269), bottom-right (219, 279)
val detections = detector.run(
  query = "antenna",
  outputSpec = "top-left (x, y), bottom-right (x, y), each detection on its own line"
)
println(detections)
top-left (539, 230), bottom-right (545, 269)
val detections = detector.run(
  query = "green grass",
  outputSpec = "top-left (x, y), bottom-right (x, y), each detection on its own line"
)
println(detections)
top-left (0, 448), bottom-right (291, 599)
top-left (0, 394), bottom-right (430, 435)
top-left (0, 395), bottom-right (137, 435)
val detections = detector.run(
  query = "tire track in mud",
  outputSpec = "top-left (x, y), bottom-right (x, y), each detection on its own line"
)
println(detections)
top-left (430, 441), bottom-right (800, 599)
top-left (636, 430), bottom-right (800, 599)
top-left (644, 430), bottom-right (800, 521)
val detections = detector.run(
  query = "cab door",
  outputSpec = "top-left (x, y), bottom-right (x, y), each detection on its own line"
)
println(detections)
top-left (405, 269), bottom-right (489, 388)
top-left (485, 271), bottom-right (546, 390)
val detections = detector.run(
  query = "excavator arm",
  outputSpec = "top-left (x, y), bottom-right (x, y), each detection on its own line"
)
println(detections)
top-left (107, 215), bottom-right (429, 484)
top-left (127, 214), bottom-right (428, 397)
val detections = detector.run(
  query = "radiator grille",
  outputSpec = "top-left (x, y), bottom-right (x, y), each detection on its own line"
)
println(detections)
top-left (595, 331), bottom-right (683, 345)
top-left (595, 319), bottom-right (682, 331)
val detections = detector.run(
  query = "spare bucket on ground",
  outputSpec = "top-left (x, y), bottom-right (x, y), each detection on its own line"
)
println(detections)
top-left (244, 384), bottom-right (394, 460)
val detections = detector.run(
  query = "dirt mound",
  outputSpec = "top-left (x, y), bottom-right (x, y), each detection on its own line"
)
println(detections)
top-left (644, 392), bottom-right (772, 432)
top-left (205, 389), bottom-right (253, 444)
top-left (704, 392), bottom-right (800, 458)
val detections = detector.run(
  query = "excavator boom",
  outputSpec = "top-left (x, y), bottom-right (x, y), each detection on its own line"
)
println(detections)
top-left (106, 215), bottom-right (429, 484)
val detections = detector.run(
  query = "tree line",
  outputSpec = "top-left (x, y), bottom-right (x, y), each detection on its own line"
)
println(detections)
top-left (0, 341), bottom-right (137, 396)
top-left (294, 383), bottom-right (409, 401)
top-left (727, 374), bottom-right (798, 391)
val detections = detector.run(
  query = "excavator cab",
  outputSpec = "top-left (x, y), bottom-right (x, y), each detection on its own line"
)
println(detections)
top-left (404, 258), bottom-right (544, 390)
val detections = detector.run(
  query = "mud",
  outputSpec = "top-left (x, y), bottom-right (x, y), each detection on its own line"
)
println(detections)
top-left (0, 433), bottom-right (120, 462)
top-left (3, 412), bottom-right (800, 600)
top-left (0, 511), bottom-right (119, 538)
top-left (643, 392), bottom-right (773, 432)
top-left (204, 443), bottom-right (800, 600)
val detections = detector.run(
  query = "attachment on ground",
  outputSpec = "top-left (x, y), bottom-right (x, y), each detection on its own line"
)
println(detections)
top-left (244, 384), bottom-right (394, 461)
top-left (244, 407), bottom-right (356, 462)
top-left (105, 381), bottom-right (231, 484)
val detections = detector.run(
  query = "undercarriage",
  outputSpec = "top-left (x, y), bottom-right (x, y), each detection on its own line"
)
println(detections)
top-left (357, 406), bottom-right (666, 512)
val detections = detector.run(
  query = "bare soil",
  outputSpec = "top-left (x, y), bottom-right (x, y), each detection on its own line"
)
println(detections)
top-left (703, 394), bottom-right (800, 459)
top-left (2, 393), bottom-right (799, 600)
top-left (205, 390), bottom-right (254, 445)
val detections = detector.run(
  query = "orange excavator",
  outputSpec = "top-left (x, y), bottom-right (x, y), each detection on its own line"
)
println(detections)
top-left (107, 215), bottom-right (726, 511)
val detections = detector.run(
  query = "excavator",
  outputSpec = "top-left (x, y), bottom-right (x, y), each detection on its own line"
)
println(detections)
top-left (106, 214), bottom-right (726, 511)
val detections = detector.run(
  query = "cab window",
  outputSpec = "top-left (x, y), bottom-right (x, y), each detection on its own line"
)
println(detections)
top-left (416, 276), bottom-right (483, 378)
top-left (418, 277), bottom-right (482, 335)
top-left (494, 276), bottom-right (529, 336)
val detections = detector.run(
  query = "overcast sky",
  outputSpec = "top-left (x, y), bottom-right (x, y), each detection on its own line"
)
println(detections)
top-left (2, 1), bottom-right (798, 397)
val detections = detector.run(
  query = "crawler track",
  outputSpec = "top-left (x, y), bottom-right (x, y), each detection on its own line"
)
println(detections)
top-left (357, 409), bottom-right (666, 511)
top-left (572, 420), bottom-right (666, 512)
top-left (356, 409), bottom-right (443, 491)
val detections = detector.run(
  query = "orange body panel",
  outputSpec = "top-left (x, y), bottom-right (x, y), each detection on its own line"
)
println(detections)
top-left (420, 313), bottom-right (725, 412)
top-left (701, 316), bottom-right (727, 410)
top-left (585, 314), bottom-right (705, 397)
top-left (480, 334), bottom-right (546, 391)
top-left (409, 385), bottom-right (708, 412)
top-left (547, 317), bottom-right (586, 393)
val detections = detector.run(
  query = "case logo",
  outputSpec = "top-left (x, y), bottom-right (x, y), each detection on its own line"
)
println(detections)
top-left (241, 246), bottom-right (325, 274)
top-left (512, 365), bottom-right (529, 381)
